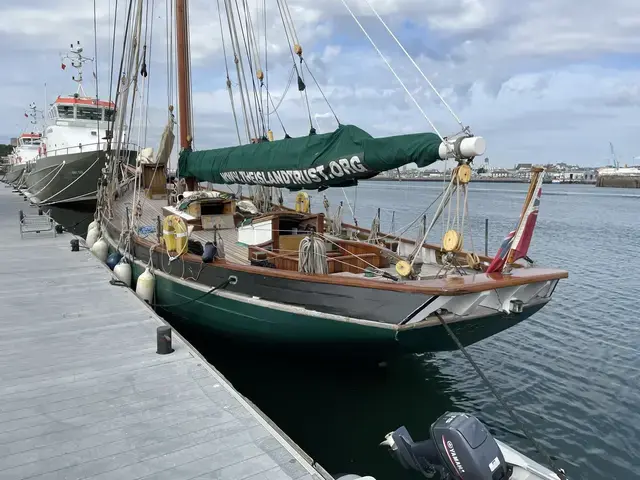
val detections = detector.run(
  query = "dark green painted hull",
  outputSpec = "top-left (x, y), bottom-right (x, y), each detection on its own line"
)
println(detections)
top-left (126, 261), bottom-right (544, 356)
top-left (2, 164), bottom-right (25, 185)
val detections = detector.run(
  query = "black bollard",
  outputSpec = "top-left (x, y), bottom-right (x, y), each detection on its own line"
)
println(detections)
top-left (55, 224), bottom-right (64, 234)
top-left (156, 326), bottom-right (174, 354)
top-left (38, 208), bottom-right (43, 215)
top-left (70, 239), bottom-right (79, 252)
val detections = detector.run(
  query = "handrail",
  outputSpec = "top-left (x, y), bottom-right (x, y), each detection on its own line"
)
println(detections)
top-left (41, 142), bottom-right (139, 157)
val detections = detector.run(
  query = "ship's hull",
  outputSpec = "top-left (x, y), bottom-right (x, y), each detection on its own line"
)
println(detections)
top-left (2, 164), bottom-right (25, 185)
top-left (24, 150), bottom-right (106, 205)
top-left (102, 225), bottom-right (557, 356)
top-left (24, 149), bottom-right (136, 205)
top-left (127, 257), bottom-right (545, 355)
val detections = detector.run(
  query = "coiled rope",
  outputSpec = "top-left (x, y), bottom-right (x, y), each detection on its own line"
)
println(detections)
top-left (298, 235), bottom-right (328, 274)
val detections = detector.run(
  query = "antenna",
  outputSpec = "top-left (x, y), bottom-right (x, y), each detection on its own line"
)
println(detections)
top-left (61, 40), bottom-right (94, 97)
top-left (24, 103), bottom-right (43, 125)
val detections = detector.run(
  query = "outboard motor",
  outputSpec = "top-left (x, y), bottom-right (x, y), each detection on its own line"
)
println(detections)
top-left (382, 412), bottom-right (510, 479)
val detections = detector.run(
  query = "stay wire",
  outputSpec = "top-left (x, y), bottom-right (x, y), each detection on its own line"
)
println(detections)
top-left (434, 312), bottom-right (567, 480)
top-left (263, 0), bottom-right (269, 131)
top-left (301, 58), bottom-right (339, 124)
top-left (338, 0), bottom-right (445, 143)
top-left (360, 0), bottom-right (467, 132)
top-left (275, 0), bottom-right (313, 130)
top-left (107, 0), bottom-right (120, 109)
top-left (108, 0), bottom-right (136, 144)
top-left (92, 0), bottom-right (101, 151)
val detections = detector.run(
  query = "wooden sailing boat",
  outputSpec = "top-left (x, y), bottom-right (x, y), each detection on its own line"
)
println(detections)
top-left (96, 0), bottom-right (568, 355)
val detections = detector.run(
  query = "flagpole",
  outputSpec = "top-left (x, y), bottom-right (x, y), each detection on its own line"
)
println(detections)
top-left (505, 167), bottom-right (544, 265)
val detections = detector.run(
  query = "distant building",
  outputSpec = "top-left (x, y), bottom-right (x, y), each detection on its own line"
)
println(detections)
top-left (10, 137), bottom-right (17, 146)
top-left (514, 163), bottom-right (532, 170)
top-left (491, 168), bottom-right (510, 178)
top-left (559, 169), bottom-right (596, 182)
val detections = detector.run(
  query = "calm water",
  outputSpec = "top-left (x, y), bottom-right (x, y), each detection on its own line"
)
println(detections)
top-left (54, 182), bottom-right (640, 480)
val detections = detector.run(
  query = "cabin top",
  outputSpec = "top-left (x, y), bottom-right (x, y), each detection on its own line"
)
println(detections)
top-left (49, 95), bottom-right (116, 123)
top-left (17, 133), bottom-right (41, 146)
top-left (54, 96), bottom-right (115, 108)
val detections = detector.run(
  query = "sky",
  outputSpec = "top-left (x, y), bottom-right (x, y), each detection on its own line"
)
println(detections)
top-left (1, 0), bottom-right (639, 168)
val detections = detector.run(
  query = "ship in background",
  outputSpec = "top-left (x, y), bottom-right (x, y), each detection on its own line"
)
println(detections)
top-left (1, 105), bottom-right (43, 186)
top-left (596, 142), bottom-right (640, 188)
top-left (22, 42), bottom-right (136, 205)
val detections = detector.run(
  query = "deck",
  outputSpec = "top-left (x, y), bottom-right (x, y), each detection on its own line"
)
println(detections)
top-left (0, 184), bottom-right (329, 480)
top-left (111, 185), bottom-right (251, 265)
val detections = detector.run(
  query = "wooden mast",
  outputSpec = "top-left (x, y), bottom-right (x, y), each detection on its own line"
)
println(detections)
top-left (175, 0), bottom-right (191, 149)
top-left (175, 0), bottom-right (195, 190)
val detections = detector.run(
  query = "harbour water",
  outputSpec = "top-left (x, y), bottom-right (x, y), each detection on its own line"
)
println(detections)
top-left (50, 181), bottom-right (640, 480)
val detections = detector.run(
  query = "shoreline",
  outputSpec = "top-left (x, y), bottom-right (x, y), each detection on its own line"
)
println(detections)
top-left (363, 176), bottom-right (597, 185)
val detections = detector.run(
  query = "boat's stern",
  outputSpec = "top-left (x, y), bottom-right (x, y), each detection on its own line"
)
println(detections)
top-left (394, 267), bottom-right (567, 352)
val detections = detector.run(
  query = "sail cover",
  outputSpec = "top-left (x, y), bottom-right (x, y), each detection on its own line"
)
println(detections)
top-left (178, 124), bottom-right (442, 190)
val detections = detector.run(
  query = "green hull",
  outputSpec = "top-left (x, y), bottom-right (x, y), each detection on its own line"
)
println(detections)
top-left (126, 261), bottom-right (543, 356)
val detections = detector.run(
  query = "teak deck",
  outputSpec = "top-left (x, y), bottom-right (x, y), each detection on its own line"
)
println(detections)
top-left (0, 185), bottom-right (329, 480)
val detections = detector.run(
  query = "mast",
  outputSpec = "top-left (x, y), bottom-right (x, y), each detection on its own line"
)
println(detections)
top-left (61, 41), bottom-right (93, 98)
top-left (175, 0), bottom-right (192, 150)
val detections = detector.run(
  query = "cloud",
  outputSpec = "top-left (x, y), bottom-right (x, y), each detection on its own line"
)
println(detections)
top-left (1, 0), bottom-right (639, 168)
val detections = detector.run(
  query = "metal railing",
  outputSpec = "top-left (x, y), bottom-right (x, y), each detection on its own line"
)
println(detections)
top-left (41, 141), bottom-right (139, 157)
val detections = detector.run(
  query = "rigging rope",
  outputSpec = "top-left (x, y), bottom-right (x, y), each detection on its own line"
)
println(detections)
top-left (143, 0), bottom-right (156, 147)
top-left (341, 187), bottom-right (357, 226)
top-left (434, 312), bottom-right (567, 480)
top-left (107, 0), bottom-right (121, 115)
top-left (337, 0), bottom-right (446, 143)
top-left (223, 0), bottom-right (255, 142)
top-left (231, 0), bottom-right (261, 137)
top-left (267, 91), bottom-right (290, 136)
top-left (409, 176), bottom-right (456, 267)
top-left (360, 0), bottom-right (467, 133)
top-left (268, 66), bottom-right (295, 115)
top-left (216, 0), bottom-right (242, 144)
top-left (240, 0), bottom-right (267, 136)
top-left (275, 0), bottom-right (314, 132)
top-left (301, 59), bottom-right (339, 125)
top-left (263, 0), bottom-right (269, 133)
top-left (93, 0), bottom-right (101, 153)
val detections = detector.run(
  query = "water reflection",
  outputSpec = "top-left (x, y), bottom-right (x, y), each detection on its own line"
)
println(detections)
top-left (168, 318), bottom-right (473, 479)
top-left (46, 200), bottom-right (96, 237)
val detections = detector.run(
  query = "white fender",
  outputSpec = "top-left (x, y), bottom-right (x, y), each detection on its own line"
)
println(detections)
top-left (135, 268), bottom-right (155, 304)
top-left (113, 261), bottom-right (132, 287)
top-left (90, 237), bottom-right (108, 262)
top-left (86, 226), bottom-right (100, 248)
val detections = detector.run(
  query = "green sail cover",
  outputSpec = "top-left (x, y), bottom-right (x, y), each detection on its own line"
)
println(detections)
top-left (178, 124), bottom-right (442, 190)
